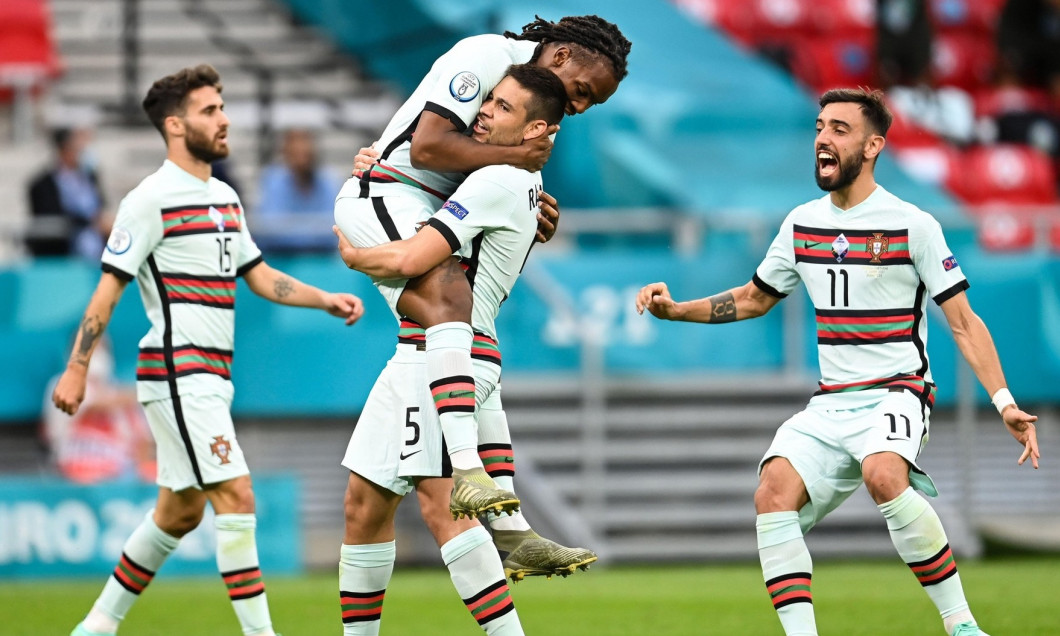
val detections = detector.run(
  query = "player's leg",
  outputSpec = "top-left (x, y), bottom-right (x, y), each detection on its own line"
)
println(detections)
top-left (72, 487), bottom-right (204, 636)
top-left (416, 477), bottom-right (524, 636)
top-left (340, 471), bottom-right (403, 636)
top-left (475, 380), bottom-right (597, 581)
top-left (755, 457), bottom-right (817, 636)
top-left (860, 393), bottom-right (984, 636)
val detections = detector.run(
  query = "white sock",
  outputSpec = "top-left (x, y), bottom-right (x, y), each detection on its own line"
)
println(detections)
top-left (757, 511), bottom-right (817, 636)
top-left (215, 513), bottom-right (274, 636)
top-left (339, 542), bottom-right (396, 636)
top-left (441, 526), bottom-right (523, 635)
top-left (425, 323), bottom-right (480, 468)
top-left (84, 510), bottom-right (180, 634)
top-left (477, 404), bottom-right (528, 530)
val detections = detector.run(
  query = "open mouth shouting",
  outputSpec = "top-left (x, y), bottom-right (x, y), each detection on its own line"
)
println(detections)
top-left (817, 148), bottom-right (838, 179)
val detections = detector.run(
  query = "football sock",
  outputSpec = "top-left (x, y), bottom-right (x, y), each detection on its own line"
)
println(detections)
top-left (880, 487), bottom-right (974, 634)
top-left (478, 407), bottom-right (530, 532)
top-left (83, 510), bottom-right (180, 634)
top-left (757, 511), bottom-right (818, 636)
top-left (441, 526), bottom-right (523, 635)
top-left (215, 514), bottom-right (274, 636)
top-left (339, 542), bottom-right (396, 636)
top-left (426, 323), bottom-right (480, 468)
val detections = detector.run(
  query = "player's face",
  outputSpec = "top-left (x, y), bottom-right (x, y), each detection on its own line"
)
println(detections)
top-left (548, 57), bottom-right (619, 115)
top-left (179, 86), bottom-right (230, 163)
top-left (814, 102), bottom-right (871, 192)
top-left (471, 76), bottom-right (541, 146)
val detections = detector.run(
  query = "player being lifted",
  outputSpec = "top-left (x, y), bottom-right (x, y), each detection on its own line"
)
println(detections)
top-left (334, 64), bottom-right (572, 635)
top-left (335, 15), bottom-right (631, 523)
top-left (54, 65), bottom-right (364, 636)
top-left (636, 88), bottom-right (1039, 636)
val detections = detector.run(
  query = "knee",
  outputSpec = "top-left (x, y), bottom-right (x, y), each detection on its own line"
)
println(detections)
top-left (862, 455), bottom-right (910, 504)
top-left (155, 506), bottom-right (204, 537)
top-left (417, 491), bottom-right (452, 537)
top-left (754, 481), bottom-right (790, 514)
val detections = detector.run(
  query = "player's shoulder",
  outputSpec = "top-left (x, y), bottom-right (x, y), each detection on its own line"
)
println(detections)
top-left (207, 176), bottom-right (241, 203)
top-left (784, 194), bottom-right (829, 225)
top-left (873, 186), bottom-right (942, 230)
top-left (447, 33), bottom-right (518, 60)
top-left (120, 165), bottom-right (169, 212)
top-left (467, 164), bottom-right (536, 191)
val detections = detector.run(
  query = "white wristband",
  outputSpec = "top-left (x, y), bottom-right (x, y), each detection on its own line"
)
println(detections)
top-left (991, 388), bottom-right (1016, 416)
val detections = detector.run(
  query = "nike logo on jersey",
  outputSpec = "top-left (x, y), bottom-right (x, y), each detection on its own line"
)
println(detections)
top-left (399, 450), bottom-right (422, 460)
top-left (885, 435), bottom-right (908, 441)
top-left (180, 215), bottom-right (197, 223)
top-left (804, 241), bottom-right (821, 248)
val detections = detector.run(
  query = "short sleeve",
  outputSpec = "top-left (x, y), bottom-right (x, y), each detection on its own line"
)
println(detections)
top-left (426, 169), bottom-right (516, 252)
top-left (234, 199), bottom-right (263, 276)
top-left (422, 40), bottom-right (510, 133)
top-left (753, 217), bottom-right (800, 298)
top-left (912, 217), bottom-right (969, 305)
top-left (101, 189), bottom-right (163, 281)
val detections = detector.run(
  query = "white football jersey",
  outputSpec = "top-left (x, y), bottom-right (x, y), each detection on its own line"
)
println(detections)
top-left (425, 164), bottom-right (542, 342)
top-left (101, 160), bottom-right (262, 403)
top-left (754, 186), bottom-right (968, 408)
top-left (338, 34), bottom-right (538, 203)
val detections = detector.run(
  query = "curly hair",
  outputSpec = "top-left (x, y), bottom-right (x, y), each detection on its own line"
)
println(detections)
top-left (142, 64), bottom-right (223, 137)
top-left (504, 15), bottom-right (632, 81)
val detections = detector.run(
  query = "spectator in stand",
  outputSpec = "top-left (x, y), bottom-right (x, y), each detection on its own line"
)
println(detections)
top-left (876, 0), bottom-right (933, 89)
top-left (996, 0), bottom-right (1060, 103)
top-left (42, 337), bottom-right (155, 484)
top-left (26, 127), bottom-right (107, 259)
top-left (254, 128), bottom-right (341, 252)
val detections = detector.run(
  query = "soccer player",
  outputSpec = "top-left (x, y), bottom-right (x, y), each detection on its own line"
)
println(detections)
top-left (335, 15), bottom-right (632, 519)
top-left (635, 88), bottom-right (1040, 636)
top-left (332, 64), bottom-right (578, 636)
top-left (53, 64), bottom-right (364, 636)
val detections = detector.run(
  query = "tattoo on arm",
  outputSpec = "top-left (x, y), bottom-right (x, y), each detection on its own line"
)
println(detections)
top-left (273, 276), bottom-right (295, 300)
top-left (72, 315), bottom-right (103, 366)
top-left (707, 292), bottom-right (737, 323)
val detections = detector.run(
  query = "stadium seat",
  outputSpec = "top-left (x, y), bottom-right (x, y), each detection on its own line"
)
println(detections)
top-left (931, 33), bottom-right (995, 91)
top-left (892, 143), bottom-right (962, 189)
top-left (790, 36), bottom-right (875, 92)
top-left (973, 208), bottom-right (1036, 251)
top-left (949, 145), bottom-right (1059, 205)
top-left (928, 0), bottom-right (1006, 34)
top-left (0, 0), bottom-right (61, 102)
top-left (809, 0), bottom-right (875, 37)
top-left (973, 85), bottom-right (1054, 119)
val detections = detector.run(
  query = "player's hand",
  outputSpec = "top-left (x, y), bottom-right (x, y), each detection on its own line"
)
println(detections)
top-left (635, 282), bottom-right (682, 320)
top-left (323, 292), bottom-right (365, 326)
top-left (334, 225), bottom-right (362, 269)
top-left (1003, 406), bottom-right (1040, 469)
top-left (536, 190), bottom-right (560, 243)
top-left (516, 127), bottom-right (557, 173)
top-left (351, 143), bottom-right (380, 175)
top-left (52, 366), bottom-right (88, 415)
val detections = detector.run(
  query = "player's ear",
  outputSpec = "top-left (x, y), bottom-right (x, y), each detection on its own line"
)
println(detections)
top-left (522, 119), bottom-right (549, 141)
top-left (163, 115), bottom-right (185, 140)
top-left (864, 134), bottom-right (885, 161)
top-left (547, 45), bottom-right (573, 69)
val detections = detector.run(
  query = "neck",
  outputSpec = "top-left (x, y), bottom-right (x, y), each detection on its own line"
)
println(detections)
top-left (829, 174), bottom-right (877, 210)
top-left (167, 144), bottom-right (212, 182)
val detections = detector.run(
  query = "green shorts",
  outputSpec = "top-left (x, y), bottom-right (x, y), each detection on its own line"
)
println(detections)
top-left (759, 389), bottom-right (937, 533)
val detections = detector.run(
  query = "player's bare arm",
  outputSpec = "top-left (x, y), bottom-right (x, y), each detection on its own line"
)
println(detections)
top-left (53, 272), bottom-right (128, 415)
top-left (410, 110), bottom-right (557, 173)
top-left (635, 280), bottom-right (781, 323)
top-left (334, 224), bottom-right (452, 279)
top-left (243, 261), bottom-right (364, 325)
top-left (939, 291), bottom-right (1040, 468)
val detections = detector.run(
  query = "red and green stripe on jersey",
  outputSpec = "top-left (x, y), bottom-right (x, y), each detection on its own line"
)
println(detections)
top-left (478, 443), bottom-right (514, 478)
top-left (793, 225), bottom-right (911, 265)
top-left (462, 579), bottom-right (516, 626)
top-left (398, 318), bottom-right (426, 346)
top-left (222, 566), bottom-right (265, 600)
top-left (816, 374), bottom-right (937, 408)
top-left (398, 318), bottom-right (502, 367)
top-left (112, 552), bottom-right (156, 594)
top-left (161, 203), bottom-right (242, 237)
top-left (765, 572), bottom-right (812, 610)
top-left (137, 344), bottom-right (233, 381)
top-left (161, 272), bottom-right (235, 309)
top-left (907, 544), bottom-right (958, 586)
top-left (365, 162), bottom-right (448, 200)
top-left (340, 589), bottom-right (385, 624)
top-left (816, 307), bottom-right (914, 345)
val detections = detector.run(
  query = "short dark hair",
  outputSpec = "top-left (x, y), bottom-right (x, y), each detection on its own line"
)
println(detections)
top-left (819, 88), bottom-right (893, 137)
top-left (142, 64), bottom-right (223, 137)
top-left (505, 63), bottom-right (567, 126)
top-left (505, 15), bottom-right (632, 81)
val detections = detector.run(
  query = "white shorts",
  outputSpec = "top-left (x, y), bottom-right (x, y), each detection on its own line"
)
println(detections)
top-left (142, 394), bottom-right (248, 491)
top-left (759, 389), bottom-right (937, 533)
top-left (334, 191), bottom-right (442, 319)
top-left (342, 343), bottom-right (502, 496)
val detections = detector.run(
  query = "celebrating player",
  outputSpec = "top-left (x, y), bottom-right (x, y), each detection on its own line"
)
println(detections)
top-left (635, 88), bottom-right (1040, 636)
top-left (54, 64), bottom-right (364, 636)
top-left (335, 15), bottom-right (632, 520)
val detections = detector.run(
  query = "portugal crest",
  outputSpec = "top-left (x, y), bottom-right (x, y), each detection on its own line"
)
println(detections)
top-left (210, 435), bottom-right (233, 465)
top-left (866, 232), bottom-right (890, 264)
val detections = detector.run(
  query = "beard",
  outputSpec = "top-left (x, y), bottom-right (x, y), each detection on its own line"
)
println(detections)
top-left (184, 124), bottom-right (229, 163)
top-left (815, 151), bottom-right (864, 192)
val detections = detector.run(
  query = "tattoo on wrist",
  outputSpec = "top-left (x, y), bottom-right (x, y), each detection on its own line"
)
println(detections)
top-left (274, 277), bottom-right (294, 299)
top-left (73, 315), bottom-right (103, 364)
top-left (707, 292), bottom-right (737, 323)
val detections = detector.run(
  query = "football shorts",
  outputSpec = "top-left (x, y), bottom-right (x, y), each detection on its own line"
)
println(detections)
top-left (143, 394), bottom-right (248, 491)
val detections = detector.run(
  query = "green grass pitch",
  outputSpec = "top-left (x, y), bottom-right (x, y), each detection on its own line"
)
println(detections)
top-left (5, 558), bottom-right (1057, 635)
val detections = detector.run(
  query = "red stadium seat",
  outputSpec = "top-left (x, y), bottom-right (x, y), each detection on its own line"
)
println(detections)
top-left (928, 0), bottom-right (1006, 34)
top-left (973, 208), bottom-right (1036, 251)
top-left (681, 0), bottom-right (814, 47)
top-left (893, 143), bottom-right (962, 189)
top-left (931, 33), bottom-right (995, 91)
top-left (0, 0), bottom-right (61, 101)
top-left (790, 36), bottom-right (875, 92)
top-left (810, 0), bottom-right (876, 37)
top-left (949, 145), bottom-right (1059, 205)
top-left (972, 86), bottom-right (1054, 119)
